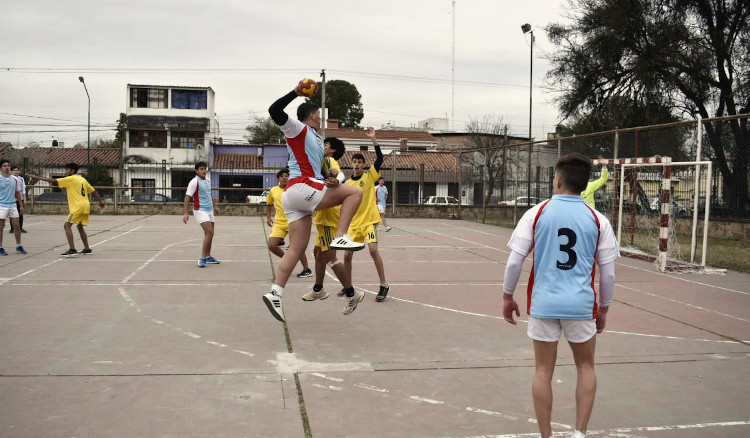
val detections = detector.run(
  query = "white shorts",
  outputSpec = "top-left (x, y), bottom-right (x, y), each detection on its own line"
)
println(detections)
top-left (193, 210), bottom-right (215, 224)
top-left (0, 205), bottom-right (19, 220)
top-left (377, 204), bottom-right (386, 214)
top-left (527, 316), bottom-right (596, 343)
top-left (282, 179), bottom-right (327, 223)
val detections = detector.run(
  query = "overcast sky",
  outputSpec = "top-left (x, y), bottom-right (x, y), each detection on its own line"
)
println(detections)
top-left (1, 0), bottom-right (571, 148)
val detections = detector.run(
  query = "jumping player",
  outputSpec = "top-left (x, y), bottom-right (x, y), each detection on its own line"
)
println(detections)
top-left (262, 80), bottom-right (364, 322)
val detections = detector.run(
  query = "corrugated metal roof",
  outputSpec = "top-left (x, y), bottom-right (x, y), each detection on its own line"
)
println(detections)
top-left (0, 145), bottom-right (120, 167)
top-left (128, 84), bottom-right (214, 92)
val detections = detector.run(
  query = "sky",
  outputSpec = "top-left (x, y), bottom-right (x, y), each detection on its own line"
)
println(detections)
top-left (1, 0), bottom-right (572, 148)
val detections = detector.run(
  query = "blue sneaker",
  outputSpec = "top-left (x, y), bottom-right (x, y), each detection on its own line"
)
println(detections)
top-left (198, 257), bottom-right (207, 268)
top-left (206, 256), bottom-right (220, 264)
top-left (0, 248), bottom-right (7, 256)
top-left (16, 245), bottom-right (27, 255)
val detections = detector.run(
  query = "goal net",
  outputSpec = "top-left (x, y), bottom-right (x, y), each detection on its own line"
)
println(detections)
top-left (612, 157), bottom-right (717, 273)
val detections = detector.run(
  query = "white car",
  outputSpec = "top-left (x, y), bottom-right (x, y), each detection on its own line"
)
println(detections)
top-left (499, 196), bottom-right (540, 207)
top-left (424, 196), bottom-right (459, 206)
top-left (246, 189), bottom-right (269, 204)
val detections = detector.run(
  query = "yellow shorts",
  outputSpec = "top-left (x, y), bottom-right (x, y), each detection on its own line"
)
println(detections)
top-left (315, 225), bottom-right (337, 251)
top-left (348, 224), bottom-right (377, 245)
top-left (66, 211), bottom-right (89, 226)
top-left (269, 222), bottom-right (289, 239)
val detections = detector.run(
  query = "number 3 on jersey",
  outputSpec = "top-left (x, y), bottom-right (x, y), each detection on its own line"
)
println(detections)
top-left (557, 228), bottom-right (577, 270)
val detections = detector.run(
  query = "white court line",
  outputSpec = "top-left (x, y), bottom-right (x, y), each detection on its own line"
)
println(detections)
top-left (120, 238), bottom-right (198, 284)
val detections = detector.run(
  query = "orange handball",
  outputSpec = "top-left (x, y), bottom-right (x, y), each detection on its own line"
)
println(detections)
top-left (299, 78), bottom-right (318, 97)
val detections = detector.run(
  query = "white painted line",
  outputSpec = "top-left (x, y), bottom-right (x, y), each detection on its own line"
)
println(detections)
top-left (410, 396), bottom-right (445, 405)
top-left (354, 383), bottom-right (389, 393)
top-left (312, 383), bottom-right (343, 391)
top-left (465, 407), bottom-right (519, 421)
top-left (310, 373), bottom-right (344, 382)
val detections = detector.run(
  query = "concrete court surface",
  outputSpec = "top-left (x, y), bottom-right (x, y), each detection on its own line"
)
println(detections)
top-left (0, 214), bottom-right (748, 438)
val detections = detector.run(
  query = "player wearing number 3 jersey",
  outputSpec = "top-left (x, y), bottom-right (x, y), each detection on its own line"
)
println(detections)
top-left (501, 152), bottom-right (619, 438)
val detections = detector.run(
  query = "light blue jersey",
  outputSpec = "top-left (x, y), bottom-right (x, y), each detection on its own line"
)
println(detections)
top-left (0, 174), bottom-right (20, 207)
top-left (186, 175), bottom-right (214, 212)
top-left (508, 194), bottom-right (619, 320)
top-left (279, 117), bottom-right (325, 187)
top-left (376, 185), bottom-right (388, 206)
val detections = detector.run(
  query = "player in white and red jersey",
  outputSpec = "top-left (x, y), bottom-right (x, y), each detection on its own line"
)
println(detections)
top-left (262, 80), bottom-right (365, 322)
top-left (501, 152), bottom-right (619, 438)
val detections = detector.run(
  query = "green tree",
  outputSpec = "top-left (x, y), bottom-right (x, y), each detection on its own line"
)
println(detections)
top-left (83, 162), bottom-right (114, 197)
top-left (546, 0), bottom-right (750, 213)
top-left (245, 115), bottom-right (284, 144)
top-left (309, 79), bottom-right (364, 128)
top-left (114, 113), bottom-right (127, 148)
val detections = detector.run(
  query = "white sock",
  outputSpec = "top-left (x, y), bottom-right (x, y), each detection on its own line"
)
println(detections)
top-left (271, 284), bottom-right (284, 297)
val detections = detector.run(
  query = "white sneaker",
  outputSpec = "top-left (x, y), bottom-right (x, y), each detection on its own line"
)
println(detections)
top-left (342, 289), bottom-right (365, 315)
top-left (301, 288), bottom-right (329, 301)
top-left (329, 234), bottom-right (365, 251)
top-left (568, 431), bottom-right (586, 438)
top-left (385, 226), bottom-right (392, 232)
top-left (263, 291), bottom-right (285, 322)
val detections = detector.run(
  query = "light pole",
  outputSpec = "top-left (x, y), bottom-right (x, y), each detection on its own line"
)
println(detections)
top-left (521, 23), bottom-right (534, 200)
top-left (78, 76), bottom-right (91, 167)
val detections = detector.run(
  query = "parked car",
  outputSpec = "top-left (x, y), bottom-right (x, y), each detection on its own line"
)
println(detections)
top-left (246, 190), bottom-right (270, 205)
top-left (35, 191), bottom-right (67, 202)
top-left (424, 196), bottom-right (459, 206)
top-left (131, 192), bottom-right (178, 203)
top-left (649, 197), bottom-right (690, 216)
top-left (499, 196), bottom-right (540, 207)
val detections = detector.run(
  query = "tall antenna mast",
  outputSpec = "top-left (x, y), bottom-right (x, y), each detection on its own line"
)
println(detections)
top-left (451, 0), bottom-right (456, 131)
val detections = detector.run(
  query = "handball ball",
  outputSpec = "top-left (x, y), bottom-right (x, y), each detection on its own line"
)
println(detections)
top-left (299, 78), bottom-right (318, 97)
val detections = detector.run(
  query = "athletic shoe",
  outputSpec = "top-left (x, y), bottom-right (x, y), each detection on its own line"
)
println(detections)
top-left (8, 229), bottom-right (13, 233)
top-left (206, 256), bottom-right (220, 264)
top-left (329, 234), bottom-right (365, 251)
top-left (81, 249), bottom-right (93, 255)
top-left (16, 245), bottom-right (27, 255)
top-left (61, 249), bottom-right (78, 257)
top-left (198, 257), bottom-right (207, 267)
top-left (568, 431), bottom-right (587, 438)
top-left (0, 248), bottom-right (7, 256)
top-left (302, 288), bottom-right (329, 301)
top-left (376, 284), bottom-right (389, 302)
top-left (296, 268), bottom-right (313, 278)
top-left (342, 289), bottom-right (365, 315)
top-left (263, 291), bottom-right (285, 321)
top-left (337, 288), bottom-right (346, 297)
top-left (21, 229), bottom-right (27, 233)
top-left (385, 226), bottom-right (392, 232)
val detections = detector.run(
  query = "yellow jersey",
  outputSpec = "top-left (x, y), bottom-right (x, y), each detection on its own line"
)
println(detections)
top-left (267, 185), bottom-right (288, 227)
top-left (314, 157), bottom-right (342, 227)
top-left (56, 174), bottom-right (95, 215)
top-left (345, 166), bottom-right (381, 229)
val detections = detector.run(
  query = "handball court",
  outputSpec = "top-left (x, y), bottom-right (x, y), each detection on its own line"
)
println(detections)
top-left (0, 215), bottom-right (748, 438)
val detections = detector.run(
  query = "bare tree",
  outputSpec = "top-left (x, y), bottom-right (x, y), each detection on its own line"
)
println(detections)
top-left (465, 115), bottom-right (515, 205)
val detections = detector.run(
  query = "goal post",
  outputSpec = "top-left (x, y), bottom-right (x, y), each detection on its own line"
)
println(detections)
top-left (612, 156), bottom-right (714, 273)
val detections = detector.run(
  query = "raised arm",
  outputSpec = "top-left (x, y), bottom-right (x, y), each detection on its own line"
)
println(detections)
top-left (365, 126), bottom-right (385, 171)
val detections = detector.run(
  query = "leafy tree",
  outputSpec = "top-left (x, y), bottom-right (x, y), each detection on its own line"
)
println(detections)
top-left (114, 113), bottom-right (127, 148)
top-left (245, 115), bottom-right (284, 144)
top-left (465, 115), bottom-right (515, 208)
top-left (546, 0), bottom-right (750, 213)
top-left (308, 79), bottom-right (364, 128)
top-left (83, 161), bottom-right (114, 197)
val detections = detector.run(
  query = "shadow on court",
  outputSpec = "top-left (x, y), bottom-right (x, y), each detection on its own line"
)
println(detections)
top-left (0, 215), bottom-right (748, 437)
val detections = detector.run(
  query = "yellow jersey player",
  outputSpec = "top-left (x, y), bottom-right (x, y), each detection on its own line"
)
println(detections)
top-left (343, 127), bottom-right (390, 302)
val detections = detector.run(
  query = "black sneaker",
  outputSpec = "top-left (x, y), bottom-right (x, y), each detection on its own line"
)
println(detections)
top-left (81, 249), bottom-right (93, 255)
top-left (61, 249), bottom-right (78, 257)
top-left (296, 268), bottom-right (313, 278)
top-left (376, 284), bottom-right (390, 302)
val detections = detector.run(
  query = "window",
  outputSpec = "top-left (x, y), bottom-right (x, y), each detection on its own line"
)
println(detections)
top-left (131, 130), bottom-right (167, 148)
top-left (171, 132), bottom-right (204, 149)
top-left (171, 90), bottom-right (207, 109)
top-left (132, 179), bottom-right (156, 189)
top-left (130, 88), bottom-right (168, 108)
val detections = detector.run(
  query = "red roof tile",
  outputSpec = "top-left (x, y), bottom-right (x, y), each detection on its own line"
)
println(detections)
top-left (324, 128), bottom-right (437, 142)
top-left (0, 145), bottom-right (120, 167)
top-left (338, 150), bottom-right (457, 171)
top-left (213, 152), bottom-right (265, 170)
